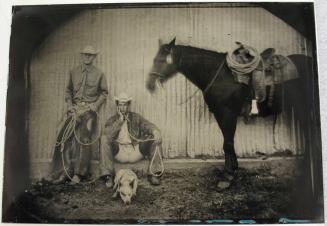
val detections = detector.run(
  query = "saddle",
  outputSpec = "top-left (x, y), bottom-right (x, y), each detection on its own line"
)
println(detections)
top-left (261, 48), bottom-right (299, 84)
top-left (233, 48), bottom-right (299, 105)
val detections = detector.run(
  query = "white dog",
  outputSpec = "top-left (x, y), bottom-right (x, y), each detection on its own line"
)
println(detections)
top-left (112, 169), bottom-right (138, 204)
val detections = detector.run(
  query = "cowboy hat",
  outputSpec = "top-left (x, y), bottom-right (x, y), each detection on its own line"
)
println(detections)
top-left (80, 45), bottom-right (98, 55)
top-left (114, 92), bottom-right (132, 104)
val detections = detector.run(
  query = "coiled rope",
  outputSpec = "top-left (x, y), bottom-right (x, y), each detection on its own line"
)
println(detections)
top-left (56, 110), bottom-right (164, 183)
top-left (55, 110), bottom-right (101, 182)
top-left (226, 45), bottom-right (262, 75)
top-left (120, 121), bottom-right (164, 178)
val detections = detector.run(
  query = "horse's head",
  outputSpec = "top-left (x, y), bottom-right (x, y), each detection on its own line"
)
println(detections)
top-left (147, 38), bottom-right (179, 92)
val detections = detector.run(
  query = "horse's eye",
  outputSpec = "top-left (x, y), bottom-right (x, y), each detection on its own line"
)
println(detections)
top-left (121, 192), bottom-right (126, 196)
top-left (155, 58), bottom-right (166, 64)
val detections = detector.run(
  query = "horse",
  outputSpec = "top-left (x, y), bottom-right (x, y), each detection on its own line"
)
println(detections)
top-left (146, 38), bottom-right (318, 176)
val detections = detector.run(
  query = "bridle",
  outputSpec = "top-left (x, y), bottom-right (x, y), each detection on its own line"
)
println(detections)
top-left (149, 46), bottom-right (226, 105)
top-left (149, 46), bottom-right (178, 79)
top-left (149, 71), bottom-right (166, 78)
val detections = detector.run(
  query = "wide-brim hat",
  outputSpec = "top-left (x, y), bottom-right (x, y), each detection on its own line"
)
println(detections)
top-left (114, 92), bottom-right (132, 104)
top-left (80, 45), bottom-right (98, 55)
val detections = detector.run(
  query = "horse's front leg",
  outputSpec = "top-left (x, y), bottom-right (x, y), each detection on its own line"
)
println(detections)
top-left (214, 107), bottom-right (238, 174)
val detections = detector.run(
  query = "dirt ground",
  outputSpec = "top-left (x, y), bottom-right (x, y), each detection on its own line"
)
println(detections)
top-left (15, 165), bottom-right (322, 224)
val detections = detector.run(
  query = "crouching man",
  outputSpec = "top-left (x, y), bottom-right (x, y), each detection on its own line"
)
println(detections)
top-left (99, 92), bottom-right (163, 187)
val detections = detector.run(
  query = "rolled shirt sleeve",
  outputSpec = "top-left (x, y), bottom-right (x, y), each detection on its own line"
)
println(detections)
top-left (91, 73), bottom-right (109, 111)
top-left (65, 70), bottom-right (73, 109)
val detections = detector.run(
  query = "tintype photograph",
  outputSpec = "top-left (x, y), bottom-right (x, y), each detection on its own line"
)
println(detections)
top-left (2, 2), bottom-right (324, 224)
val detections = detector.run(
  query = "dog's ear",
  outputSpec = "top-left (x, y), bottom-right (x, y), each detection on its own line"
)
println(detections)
top-left (112, 190), bottom-right (118, 198)
top-left (113, 180), bottom-right (118, 191)
top-left (112, 181), bottom-right (120, 198)
top-left (132, 179), bottom-right (138, 196)
top-left (129, 179), bottom-right (134, 187)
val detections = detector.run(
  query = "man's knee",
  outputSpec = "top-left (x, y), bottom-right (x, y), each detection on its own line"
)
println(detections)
top-left (100, 135), bottom-right (118, 154)
top-left (100, 135), bottom-right (112, 147)
top-left (140, 141), bottom-right (157, 157)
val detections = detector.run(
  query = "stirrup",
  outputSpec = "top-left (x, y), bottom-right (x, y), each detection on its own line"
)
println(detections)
top-left (250, 99), bottom-right (259, 115)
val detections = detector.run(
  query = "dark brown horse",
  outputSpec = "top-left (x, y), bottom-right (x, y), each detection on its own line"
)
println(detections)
top-left (146, 38), bottom-right (318, 175)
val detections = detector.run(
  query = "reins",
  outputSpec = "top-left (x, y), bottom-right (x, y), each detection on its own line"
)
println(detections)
top-left (179, 59), bottom-right (226, 105)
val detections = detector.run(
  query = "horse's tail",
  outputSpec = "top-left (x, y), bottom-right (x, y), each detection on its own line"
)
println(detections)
top-left (287, 54), bottom-right (323, 202)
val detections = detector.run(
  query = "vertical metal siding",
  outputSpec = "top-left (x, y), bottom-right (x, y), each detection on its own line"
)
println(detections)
top-left (29, 7), bottom-right (307, 163)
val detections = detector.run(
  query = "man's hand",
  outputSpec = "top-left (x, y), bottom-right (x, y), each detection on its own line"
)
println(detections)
top-left (89, 104), bottom-right (97, 112)
top-left (152, 130), bottom-right (162, 144)
top-left (76, 107), bottom-right (89, 117)
top-left (67, 105), bottom-right (76, 116)
top-left (117, 107), bottom-right (125, 121)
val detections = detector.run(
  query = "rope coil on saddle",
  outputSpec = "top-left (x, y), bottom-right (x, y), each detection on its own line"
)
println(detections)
top-left (226, 45), bottom-right (262, 75)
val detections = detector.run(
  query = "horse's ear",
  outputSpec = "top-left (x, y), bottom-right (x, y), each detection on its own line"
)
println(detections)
top-left (235, 41), bottom-right (243, 48)
top-left (158, 39), bottom-right (163, 48)
top-left (168, 37), bottom-right (176, 47)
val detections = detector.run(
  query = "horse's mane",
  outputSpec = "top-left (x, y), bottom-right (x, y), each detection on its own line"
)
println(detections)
top-left (176, 45), bottom-right (226, 60)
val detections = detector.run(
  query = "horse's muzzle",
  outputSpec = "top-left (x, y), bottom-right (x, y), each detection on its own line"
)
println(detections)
top-left (146, 72), bottom-right (164, 92)
top-left (146, 74), bottom-right (157, 92)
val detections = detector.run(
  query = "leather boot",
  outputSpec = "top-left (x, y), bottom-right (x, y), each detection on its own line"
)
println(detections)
top-left (70, 175), bottom-right (81, 185)
top-left (105, 175), bottom-right (114, 188)
top-left (52, 173), bottom-right (68, 185)
top-left (148, 175), bottom-right (161, 186)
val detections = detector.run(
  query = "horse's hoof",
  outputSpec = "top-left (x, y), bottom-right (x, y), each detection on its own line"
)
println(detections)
top-left (223, 172), bottom-right (235, 181)
top-left (217, 181), bottom-right (231, 191)
top-left (224, 166), bottom-right (238, 175)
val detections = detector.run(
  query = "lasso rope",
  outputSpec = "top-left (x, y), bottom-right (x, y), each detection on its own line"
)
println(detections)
top-left (149, 145), bottom-right (164, 177)
top-left (55, 110), bottom-right (102, 147)
top-left (55, 110), bottom-right (102, 183)
top-left (226, 45), bottom-right (262, 75)
top-left (56, 110), bottom-right (164, 183)
top-left (117, 125), bottom-right (165, 178)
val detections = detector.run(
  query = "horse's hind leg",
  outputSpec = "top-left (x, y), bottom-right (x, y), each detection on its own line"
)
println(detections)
top-left (214, 107), bottom-right (238, 173)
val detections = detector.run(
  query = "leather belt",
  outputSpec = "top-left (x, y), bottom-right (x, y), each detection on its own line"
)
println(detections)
top-left (76, 101), bottom-right (87, 107)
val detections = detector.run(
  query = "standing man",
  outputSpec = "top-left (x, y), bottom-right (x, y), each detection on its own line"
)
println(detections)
top-left (50, 45), bottom-right (108, 184)
top-left (99, 92), bottom-right (163, 187)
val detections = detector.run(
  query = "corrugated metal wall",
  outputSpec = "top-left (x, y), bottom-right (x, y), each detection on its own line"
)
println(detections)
top-left (29, 7), bottom-right (308, 165)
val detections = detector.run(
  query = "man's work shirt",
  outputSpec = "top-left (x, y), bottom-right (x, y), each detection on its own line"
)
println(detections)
top-left (65, 64), bottom-right (108, 110)
top-left (114, 119), bottom-right (143, 163)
